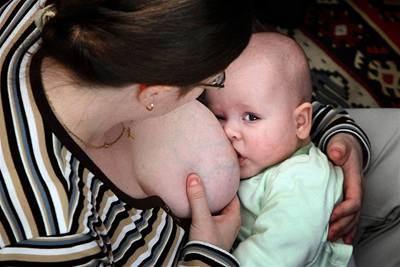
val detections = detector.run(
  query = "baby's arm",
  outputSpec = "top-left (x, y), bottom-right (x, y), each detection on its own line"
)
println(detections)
top-left (129, 100), bottom-right (240, 218)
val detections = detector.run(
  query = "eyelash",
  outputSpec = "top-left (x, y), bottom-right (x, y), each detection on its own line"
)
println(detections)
top-left (244, 113), bottom-right (259, 122)
top-left (213, 113), bottom-right (260, 122)
top-left (215, 114), bottom-right (225, 121)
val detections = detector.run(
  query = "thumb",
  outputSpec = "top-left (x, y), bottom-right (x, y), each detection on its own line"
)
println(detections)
top-left (186, 173), bottom-right (212, 223)
top-left (327, 136), bottom-right (349, 166)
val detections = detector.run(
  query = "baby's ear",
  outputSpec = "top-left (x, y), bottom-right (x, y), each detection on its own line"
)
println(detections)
top-left (294, 102), bottom-right (312, 140)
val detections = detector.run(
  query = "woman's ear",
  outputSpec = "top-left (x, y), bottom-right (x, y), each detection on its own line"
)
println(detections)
top-left (294, 102), bottom-right (312, 140)
top-left (137, 84), bottom-right (179, 110)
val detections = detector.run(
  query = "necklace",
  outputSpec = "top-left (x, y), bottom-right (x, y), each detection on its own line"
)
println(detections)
top-left (44, 89), bottom-right (134, 149)
top-left (64, 123), bottom-right (134, 149)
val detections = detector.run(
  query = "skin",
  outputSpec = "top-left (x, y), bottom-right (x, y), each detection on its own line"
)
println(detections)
top-left (206, 32), bottom-right (313, 179)
top-left (129, 100), bottom-right (240, 218)
top-left (327, 133), bottom-right (363, 243)
top-left (40, 32), bottom-right (363, 251)
top-left (41, 57), bottom-right (240, 250)
top-left (204, 32), bottom-right (362, 244)
top-left (186, 133), bottom-right (363, 249)
top-left (41, 57), bottom-right (205, 199)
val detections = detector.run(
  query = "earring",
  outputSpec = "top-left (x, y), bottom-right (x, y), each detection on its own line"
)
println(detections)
top-left (146, 103), bottom-right (154, 111)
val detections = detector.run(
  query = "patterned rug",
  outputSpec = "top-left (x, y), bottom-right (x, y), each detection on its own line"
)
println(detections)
top-left (279, 0), bottom-right (400, 108)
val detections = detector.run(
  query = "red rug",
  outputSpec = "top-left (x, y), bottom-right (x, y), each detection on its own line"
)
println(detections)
top-left (280, 0), bottom-right (400, 108)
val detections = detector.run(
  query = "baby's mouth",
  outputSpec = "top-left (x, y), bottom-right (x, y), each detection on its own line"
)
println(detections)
top-left (235, 151), bottom-right (246, 165)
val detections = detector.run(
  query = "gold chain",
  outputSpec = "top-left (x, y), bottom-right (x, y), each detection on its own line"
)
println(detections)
top-left (44, 90), bottom-right (134, 149)
top-left (65, 123), bottom-right (134, 149)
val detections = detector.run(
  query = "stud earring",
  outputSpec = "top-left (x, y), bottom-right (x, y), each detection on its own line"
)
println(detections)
top-left (146, 103), bottom-right (154, 111)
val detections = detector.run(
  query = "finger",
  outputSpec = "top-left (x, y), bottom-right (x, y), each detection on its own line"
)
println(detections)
top-left (186, 173), bottom-right (212, 223)
top-left (215, 196), bottom-right (241, 231)
top-left (338, 215), bottom-right (357, 238)
top-left (331, 175), bottom-right (362, 221)
top-left (214, 196), bottom-right (241, 249)
top-left (343, 225), bottom-right (358, 244)
top-left (328, 215), bottom-right (352, 241)
top-left (328, 213), bottom-right (358, 241)
top-left (327, 136), bottom-right (349, 166)
top-left (330, 199), bottom-right (359, 223)
top-left (329, 218), bottom-right (357, 242)
top-left (219, 195), bottom-right (240, 217)
top-left (331, 169), bottom-right (362, 223)
top-left (341, 157), bottom-right (363, 188)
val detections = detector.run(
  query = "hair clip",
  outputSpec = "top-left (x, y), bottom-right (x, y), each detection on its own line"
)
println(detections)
top-left (34, 3), bottom-right (56, 31)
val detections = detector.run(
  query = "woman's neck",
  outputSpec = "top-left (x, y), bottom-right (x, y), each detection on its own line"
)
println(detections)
top-left (40, 56), bottom-right (137, 150)
top-left (40, 56), bottom-right (150, 198)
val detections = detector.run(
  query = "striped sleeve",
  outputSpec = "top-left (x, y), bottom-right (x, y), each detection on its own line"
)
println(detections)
top-left (311, 101), bottom-right (371, 171)
top-left (179, 241), bottom-right (239, 267)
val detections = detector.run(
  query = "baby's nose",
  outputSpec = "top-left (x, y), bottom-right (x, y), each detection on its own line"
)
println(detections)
top-left (223, 121), bottom-right (241, 141)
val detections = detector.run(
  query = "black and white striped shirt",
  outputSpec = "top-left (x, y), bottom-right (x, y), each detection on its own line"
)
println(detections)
top-left (0, 0), bottom-right (370, 266)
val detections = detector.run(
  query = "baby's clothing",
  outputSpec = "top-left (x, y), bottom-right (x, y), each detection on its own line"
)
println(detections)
top-left (234, 143), bottom-right (352, 267)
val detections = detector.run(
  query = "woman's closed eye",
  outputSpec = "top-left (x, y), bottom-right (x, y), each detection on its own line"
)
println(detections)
top-left (214, 114), bottom-right (225, 121)
top-left (243, 112), bottom-right (259, 122)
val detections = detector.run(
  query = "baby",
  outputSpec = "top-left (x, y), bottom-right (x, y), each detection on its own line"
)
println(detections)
top-left (205, 32), bottom-right (353, 266)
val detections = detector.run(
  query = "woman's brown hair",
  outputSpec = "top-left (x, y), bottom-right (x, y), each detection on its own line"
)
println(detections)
top-left (40, 0), bottom-right (252, 90)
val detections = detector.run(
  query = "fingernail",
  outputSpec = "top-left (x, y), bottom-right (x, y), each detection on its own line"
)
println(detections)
top-left (188, 175), bottom-right (199, 186)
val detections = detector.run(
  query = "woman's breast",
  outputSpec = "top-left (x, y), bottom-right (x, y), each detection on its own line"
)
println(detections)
top-left (130, 100), bottom-right (240, 218)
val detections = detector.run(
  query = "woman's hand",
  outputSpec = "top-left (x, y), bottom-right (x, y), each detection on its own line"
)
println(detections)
top-left (326, 133), bottom-right (363, 244)
top-left (186, 173), bottom-right (241, 251)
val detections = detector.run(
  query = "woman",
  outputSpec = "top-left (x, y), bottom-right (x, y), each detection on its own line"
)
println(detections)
top-left (0, 0), bottom-right (369, 265)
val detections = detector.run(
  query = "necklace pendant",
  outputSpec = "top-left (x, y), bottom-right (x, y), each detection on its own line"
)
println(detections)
top-left (126, 127), bottom-right (135, 140)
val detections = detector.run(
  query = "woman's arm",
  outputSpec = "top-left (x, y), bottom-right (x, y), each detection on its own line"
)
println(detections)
top-left (311, 101), bottom-right (370, 243)
top-left (311, 101), bottom-right (371, 169)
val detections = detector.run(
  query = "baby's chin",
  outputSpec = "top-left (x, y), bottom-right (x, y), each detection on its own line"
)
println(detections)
top-left (240, 170), bottom-right (259, 180)
top-left (239, 160), bottom-right (266, 180)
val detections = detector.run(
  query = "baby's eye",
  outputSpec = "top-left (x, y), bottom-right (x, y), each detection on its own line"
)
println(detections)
top-left (243, 113), bottom-right (259, 122)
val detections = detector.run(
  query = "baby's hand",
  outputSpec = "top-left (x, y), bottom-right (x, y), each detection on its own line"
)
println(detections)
top-left (327, 133), bottom-right (363, 244)
top-left (186, 173), bottom-right (240, 251)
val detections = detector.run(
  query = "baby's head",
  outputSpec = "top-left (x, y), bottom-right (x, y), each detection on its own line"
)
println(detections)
top-left (206, 32), bottom-right (313, 179)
